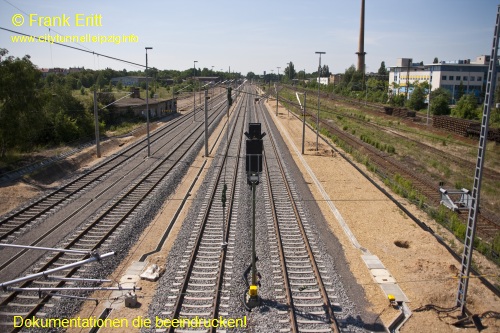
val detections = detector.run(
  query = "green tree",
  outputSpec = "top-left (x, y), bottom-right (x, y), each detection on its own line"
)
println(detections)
top-left (452, 94), bottom-right (480, 120)
top-left (492, 84), bottom-right (500, 124)
top-left (40, 85), bottom-right (93, 144)
top-left (321, 64), bottom-right (330, 77)
top-left (407, 84), bottom-right (427, 111)
top-left (433, 57), bottom-right (439, 64)
top-left (96, 72), bottom-right (107, 91)
top-left (0, 50), bottom-right (43, 157)
top-left (390, 94), bottom-right (406, 107)
top-left (430, 88), bottom-right (451, 115)
top-left (246, 72), bottom-right (256, 80)
top-left (284, 62), bottom-right (296, 81)
top-left (377, 61), bottom-right (388, 76)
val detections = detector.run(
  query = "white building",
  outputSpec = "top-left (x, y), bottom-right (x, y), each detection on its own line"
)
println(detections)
top-left (389, 56), bottom-right (500, 103)
top-left (316, 77), bottom-right (330, 85)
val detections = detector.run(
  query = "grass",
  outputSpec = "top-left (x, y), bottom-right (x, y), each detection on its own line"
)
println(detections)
top-left (279, 85), bottom-right (500, 266)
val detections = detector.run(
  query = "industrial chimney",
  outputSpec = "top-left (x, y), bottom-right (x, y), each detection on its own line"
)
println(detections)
top-left (356, 0), bottom-right (366, 74)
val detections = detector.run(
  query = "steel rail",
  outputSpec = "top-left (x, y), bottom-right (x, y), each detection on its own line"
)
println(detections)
top-left (0, 94), bottom-right (228, 242)
top-left (0, 91), bottom-right (231, 332)
top-left (275, 88), bottom-right (500, 240)
top-left (166, 84), bottom-right (246, 333)
top-left (257, 97), bottom-right (340, 333)
top-left (0, 94), bottom-right (229, 272)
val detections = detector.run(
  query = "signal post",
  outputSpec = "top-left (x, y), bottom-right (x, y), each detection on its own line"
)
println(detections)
top-left (244, 123), bottom-right (265, 308)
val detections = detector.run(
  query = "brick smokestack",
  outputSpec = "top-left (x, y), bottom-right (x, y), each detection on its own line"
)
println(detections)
top-left (356, 0), bottom-right (366, 74)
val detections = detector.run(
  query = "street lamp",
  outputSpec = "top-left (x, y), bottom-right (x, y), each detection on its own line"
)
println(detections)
top-left (145, 47), bottom-right (153, 157)
top-left (193, 60), bottom-right (198, 121)
top-left (315, 51), bottom-right (325, 151)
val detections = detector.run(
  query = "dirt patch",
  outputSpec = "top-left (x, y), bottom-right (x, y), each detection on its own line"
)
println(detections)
top-left (394, 240), bottom-right (410, 249)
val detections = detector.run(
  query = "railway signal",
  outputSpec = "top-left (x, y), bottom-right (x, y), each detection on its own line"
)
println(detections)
top-left (227, 87), bottom-right (233, 106)
top-left (244, 123), bottom-right (265, 308)
top-left (245, 123), bottom-right (265, 184)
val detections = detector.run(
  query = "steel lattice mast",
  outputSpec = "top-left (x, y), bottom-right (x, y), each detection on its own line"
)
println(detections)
top-left (456, 4), bottom-right (500, 316)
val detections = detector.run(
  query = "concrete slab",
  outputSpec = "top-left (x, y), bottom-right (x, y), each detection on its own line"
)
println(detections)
top-left (361, 254), bottom-right (409, 303)
top-left (362, 255), bottom-right (386, 269)
top-left (127, 261), bottom-right (148, 275)
top-left (374, 275), bottom-right (396, 284)
top-left (104, 261), bottom-right (146, 309)
top-left (371, 268), bottom-right (392, 278)
top-left (380, 283), bottom-right (410, 303)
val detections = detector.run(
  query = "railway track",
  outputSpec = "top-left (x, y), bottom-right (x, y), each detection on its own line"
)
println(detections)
top-left (148, 84), bottom-right (360, 332)
top-left (157, 82), bottom-right (247, 333)
top-left (0, 96), bottom-right (228, 282)
top-left (280, 85), bottom-right (500, 183)
top-left (257, 96), bottom-right (340, 332)
top-left (274, 87), bottom-right (500, 243)
top-left (0, 87), bottom-right (237, 332)
top-left (0, 92), bottom-right (220, 244)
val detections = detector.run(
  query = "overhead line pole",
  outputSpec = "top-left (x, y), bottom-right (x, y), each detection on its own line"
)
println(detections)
top-left (145, 47), bottom-right (153, 157)
top-left (193, 60), bottom-right (198, 122)
top-left (456, 4), bottom-right (500, 317)
top-left (315, 51), bottom-right (325, 151)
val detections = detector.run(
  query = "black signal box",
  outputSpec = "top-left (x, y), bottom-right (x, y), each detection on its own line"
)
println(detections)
top-left (246, 139), bottom-right (263, 173)
top-left (248, 123), bottom-right (261, 139)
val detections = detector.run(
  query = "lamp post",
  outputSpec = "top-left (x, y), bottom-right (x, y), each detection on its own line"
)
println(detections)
top-left (315, 51), bottom-right (325, 151)
top-left (193, 60), bottom-right (198, 121)
top-left (145, 47), bottom-right (153, 157)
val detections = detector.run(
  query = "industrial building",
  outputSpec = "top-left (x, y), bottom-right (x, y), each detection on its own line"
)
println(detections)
top-left (389, 56), bottom-right (500, 103)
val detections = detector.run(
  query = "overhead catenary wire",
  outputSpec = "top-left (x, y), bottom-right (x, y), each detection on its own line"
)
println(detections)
top-left (0, 26), bottom-right (147, 69)
top-left (2, 0), bottom-right (94, 53)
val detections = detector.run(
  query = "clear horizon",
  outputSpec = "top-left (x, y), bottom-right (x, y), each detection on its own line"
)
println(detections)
top-left (1, 0), bottom-right (498, 75)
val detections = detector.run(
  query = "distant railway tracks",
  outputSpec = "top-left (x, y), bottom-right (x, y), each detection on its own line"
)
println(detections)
top-left (0, 88), bottom-right (234, 331)
top-left (275, 87), bottom-right (500, 243)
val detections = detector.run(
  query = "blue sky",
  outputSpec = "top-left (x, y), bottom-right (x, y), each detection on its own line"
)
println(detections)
top-left (1, 0), bottom-right (498, 75)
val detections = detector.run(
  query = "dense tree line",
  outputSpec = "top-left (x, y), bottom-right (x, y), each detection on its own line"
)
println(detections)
top-left (0, 49), bottom-right (98, 158)
top-left (0, 49), bottom-right (245, 159)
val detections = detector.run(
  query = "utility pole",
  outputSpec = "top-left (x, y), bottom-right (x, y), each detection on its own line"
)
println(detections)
top-left (93, 90), bottom-right (101, 158)
top-left (193, 60), bottom-right (198, 121)
top-left (456, 4), bottom-right (499, 317)
top-left (315, 51), bottom-right (325, 151)
top-left (303, 92), bottom-right (307, 155)
top-left (145, 47), bottom-right (153, 157)
top-left (204, 89), bottom-right (209, 157)
top-left (427, 66), bottom-right (433, 126)
top-left (276, 67), bottom-right (280, 116)
top-left (296, 91), bottom-right (307, 155)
